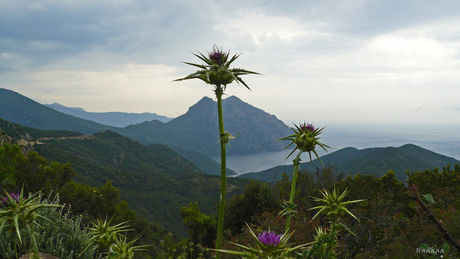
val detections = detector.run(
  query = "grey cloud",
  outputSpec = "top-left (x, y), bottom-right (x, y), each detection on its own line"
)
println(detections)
top-left (2, 0), bottom-right (460, 70)
top-left (444, 103), bottom-right (460, 111)
top-left (249, 0), bottom-right (460, 38)
top-left (0, 1), bottom-right (216, 67)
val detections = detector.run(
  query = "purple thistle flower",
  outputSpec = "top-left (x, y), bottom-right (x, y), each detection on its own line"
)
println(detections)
top-left (209, 45), bottom-right (225, 65)
top-left (300, 122), bottom-right (314, 132)
top-left (1, 192), bottom-right (20, 204)
top-left (257, 231), bottom-right (282, 246)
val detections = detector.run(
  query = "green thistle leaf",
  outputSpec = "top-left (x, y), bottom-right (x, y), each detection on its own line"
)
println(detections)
top-left (422, 194), bottom-right (435, 204)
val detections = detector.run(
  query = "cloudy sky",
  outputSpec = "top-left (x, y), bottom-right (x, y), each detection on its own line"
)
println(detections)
top-left (2, 0), bottom-right (460, 127)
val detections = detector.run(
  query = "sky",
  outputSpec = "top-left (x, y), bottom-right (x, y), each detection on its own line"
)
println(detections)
top-left (2, 0), bottom-right (460, 128)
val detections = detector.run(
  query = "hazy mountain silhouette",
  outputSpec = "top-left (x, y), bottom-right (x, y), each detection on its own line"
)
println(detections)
top-left (45, 102), bottom-right (171, 127)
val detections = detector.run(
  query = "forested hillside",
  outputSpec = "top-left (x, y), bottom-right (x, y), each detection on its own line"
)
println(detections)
top-left (0, 118), bottom-right (249, 236)
top-left (0, 141), bottom-right (168, 257)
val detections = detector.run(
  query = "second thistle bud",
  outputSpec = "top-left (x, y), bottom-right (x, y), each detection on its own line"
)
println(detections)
top-left (279, 121), bottom-right (330, 166)
top-left (294, 123), bottom-right (316, 152)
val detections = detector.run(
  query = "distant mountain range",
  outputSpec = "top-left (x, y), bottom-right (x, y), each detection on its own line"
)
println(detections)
top-left (45, 102), bottom-right (172, 127)
top-left (241, 144), bottom-right (460, 182)
top-left (0, 88), bottom-right (291, 156)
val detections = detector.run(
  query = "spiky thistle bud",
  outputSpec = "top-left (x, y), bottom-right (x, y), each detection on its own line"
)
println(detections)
top-left (279, 122), bottom-right (331, 166)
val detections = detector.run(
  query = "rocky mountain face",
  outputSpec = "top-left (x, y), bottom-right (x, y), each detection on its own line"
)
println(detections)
top-left (166, 96), bottom-right (292, 155)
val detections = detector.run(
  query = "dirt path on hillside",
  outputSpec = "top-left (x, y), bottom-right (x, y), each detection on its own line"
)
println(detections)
top-left (18, 134), bottom-right (96, 146)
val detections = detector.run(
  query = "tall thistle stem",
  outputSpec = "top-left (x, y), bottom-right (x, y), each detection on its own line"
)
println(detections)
top-left (279, 122), bottom-right (330, 231)
top-left (286, 151), bottom-right (302, 231)
top-left (215, 84), bottom-right (227, 258)
top-left (174, 46), bottom-right (259, 258)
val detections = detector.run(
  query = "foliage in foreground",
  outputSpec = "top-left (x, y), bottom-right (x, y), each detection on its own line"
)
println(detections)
top-left (175, 165), bottom-right (460, 258)
top-left (0, 143), bottom-right (171, 257)
top-left (0, 193), bottom-right (95, 259)
top-left (81, 216), bottom-right (151, 259)
top-left (215, 165), bottom-right (460, 258)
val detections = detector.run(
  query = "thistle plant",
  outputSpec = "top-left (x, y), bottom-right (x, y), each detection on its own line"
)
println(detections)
top-left (215, 223), bottom-right (308, 258)
top-left (279, 122), bottom-right (330, 231)
top-left (310, 188), bottom-right (362, 224)
top-left (105, 235), bottom-right (150, 259)
top-left (175, 45), bottom-right (259, 257)
top-left (80, 216), bottom-right (132, 257)
top-left (303, 188), bottom-right (363, 258)
top-left (0, 193), bottom-right (96, 258)
top-left (0, 188), bottom-right (62, 259)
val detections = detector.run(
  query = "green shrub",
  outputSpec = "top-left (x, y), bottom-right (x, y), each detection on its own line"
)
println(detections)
top-left (0, 193), bottom-right (95, 259)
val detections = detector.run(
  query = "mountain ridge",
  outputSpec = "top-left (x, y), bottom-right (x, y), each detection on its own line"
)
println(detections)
top-left (0, 88), bottom-right (115, 134)
top-left (240, 143), bottom-right (460, 182)
top-left (45, 102), bottom-right (172, 127)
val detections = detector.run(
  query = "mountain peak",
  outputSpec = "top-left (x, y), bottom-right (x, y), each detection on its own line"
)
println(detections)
top-left (47, 102), bottom-right (87, 112)
top-left (194, 96), bottom-right (215, 106)
top-left (224, 95), bottom-right (242, 102)
top-left (167, 95), bottom-right (291, 155)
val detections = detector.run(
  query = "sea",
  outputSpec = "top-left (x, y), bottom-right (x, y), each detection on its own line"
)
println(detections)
top-left (213, 123), bottom-right (460, 176)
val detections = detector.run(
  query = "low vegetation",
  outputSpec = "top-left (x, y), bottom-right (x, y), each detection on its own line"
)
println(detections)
top-left (0, 142), bottom-right (169, 257)
top-left (1, 133), bottom-right (460, 258)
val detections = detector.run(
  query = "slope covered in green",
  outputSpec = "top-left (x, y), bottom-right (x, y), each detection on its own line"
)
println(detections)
top-left (0, 117), bottom-right (81, 140)
top-left (170, 145), bottom-right (236, 176)
top-left (0, 117), bottom-right (249, 235)
top-left (17, 128), bottom-right (249, 235)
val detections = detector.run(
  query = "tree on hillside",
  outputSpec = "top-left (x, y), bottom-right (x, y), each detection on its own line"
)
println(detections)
top-left (225, 180), bottom-right (279, 235)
